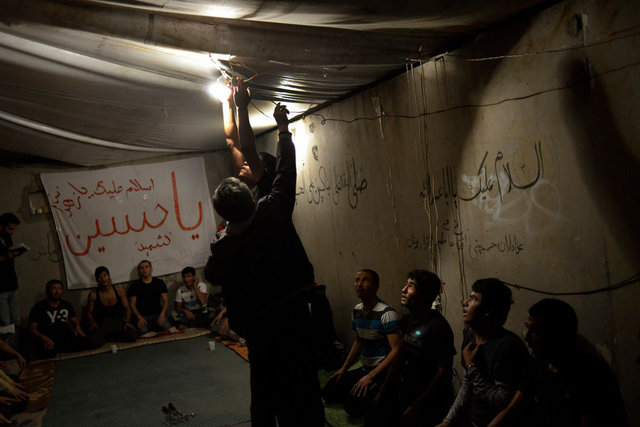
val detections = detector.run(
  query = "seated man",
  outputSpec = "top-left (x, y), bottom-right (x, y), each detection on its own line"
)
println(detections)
top-left (322, 269), bottom-right (402, 418)
top-left (489, 298), bottom-right (628, 427)
top-left (172, 267), bottom-right (215, 328)
top-left (86, 266), bottom-right (137, 348)
top-left (28, 279), bottom-right (87, 359)
top-left (437, 278), bottom-right (528, 427)
top-left (367, 270), bottom-right (455, 426)
top-left (128, 260), bottom-right (172, 336)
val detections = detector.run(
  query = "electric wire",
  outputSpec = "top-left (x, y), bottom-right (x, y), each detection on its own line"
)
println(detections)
top-left (503, 273), bottom-right (640, 296)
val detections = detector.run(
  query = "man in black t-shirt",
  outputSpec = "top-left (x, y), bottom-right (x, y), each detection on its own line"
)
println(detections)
top-left (437, 278), bottom-right (528, 427)
top-left (367, 269), bottom-right (455, 427)
top-left (28, 279), bottom-right (87, 359)
top-left (128, 260), bottom-right (171, 336)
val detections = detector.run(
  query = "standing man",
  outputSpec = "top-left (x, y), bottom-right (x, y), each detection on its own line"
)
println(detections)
top-left (172, 266), bottom-right (214, 328)
top-left (322, 269), bottom-right (402, 418)
top-left (436, 278), bottom-right (528, 427)
top-left (205, 83), bottom-right (325, 426)
top-left (367, 269), bottom-right (455, 426)
top-left (28, 279), bottom-right (87, 359)
top-left (0, 213), bottom-right (24, 330)
top-left (128, 260), bottom-right (171, 336)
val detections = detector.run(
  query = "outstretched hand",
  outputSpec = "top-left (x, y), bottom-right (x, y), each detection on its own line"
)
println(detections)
top-left (273, 103), bottom-right (289, 132)
top-left (233, 78), bottom-right (251, 109)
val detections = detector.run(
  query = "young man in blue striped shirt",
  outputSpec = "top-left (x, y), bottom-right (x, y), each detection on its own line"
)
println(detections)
top-left (322, 269), bottom-right (402, 417)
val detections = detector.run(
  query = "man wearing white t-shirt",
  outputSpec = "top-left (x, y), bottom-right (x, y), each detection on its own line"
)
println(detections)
top-left (172, 267), bottom-right (215, 328)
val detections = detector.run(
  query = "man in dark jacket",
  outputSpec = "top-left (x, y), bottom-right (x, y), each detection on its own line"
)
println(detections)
top-left (205, 82), bottom-right (324, 427)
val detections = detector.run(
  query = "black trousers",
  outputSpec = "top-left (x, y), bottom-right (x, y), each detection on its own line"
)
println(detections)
top-left (246, 304), bottom-right (325, 427)
top-left (321, 366), bottom-right (382, 418)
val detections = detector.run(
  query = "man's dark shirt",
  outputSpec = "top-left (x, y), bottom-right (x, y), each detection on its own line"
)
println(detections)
top-left (29, 299), bottom-right (76, 335)
top-left (397, 310), bottom-right (456, 403)
top-left (519, 345), bottom-right (628, 427)
top-left (205, 131), bottom-right (314, 338)
top-left (0, 234), bottom-right (18, 292)
top-left (461, 328), bottom-right (528, 426)
top-left (128, 277), bottom-right (167, 316)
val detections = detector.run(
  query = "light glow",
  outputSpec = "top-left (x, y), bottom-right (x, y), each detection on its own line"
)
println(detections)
top-left (207, 78), bottom-right (232, 102)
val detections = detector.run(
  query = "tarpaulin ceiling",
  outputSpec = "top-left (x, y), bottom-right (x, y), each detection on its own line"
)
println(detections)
top-left (0, 0), bottom-right (555, 166)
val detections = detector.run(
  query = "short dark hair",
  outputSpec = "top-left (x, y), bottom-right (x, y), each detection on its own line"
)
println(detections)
top-left (94, 266), bottom-right (110, 279)
top-left (181, 266), bottom-right (196, 276)
top-left (529, 298), bottom-right (578, 344)
top-left (408, 269), bottom-right (441, 306)
top-left (472, 278), bottom-right (512, 327)
top-left (0, 213), bottom-right (20, 227)
top-left (138, 260), bottom-right (152, 268)
top-left (213, 177), bottom-right (256, 222)
top-left (46, 279), bottom-right (63, 294)
top-left (359, 269), bottom-right (380, 287)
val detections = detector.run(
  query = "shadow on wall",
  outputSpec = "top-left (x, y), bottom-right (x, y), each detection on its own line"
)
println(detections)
top-left (425, 16), bottom-right (535, 297)
top-left (561, 57), bottom-right (640, 263)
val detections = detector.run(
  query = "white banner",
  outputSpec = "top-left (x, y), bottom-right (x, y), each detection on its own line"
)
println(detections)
top-left (40, 157), bottom-right (216, 289)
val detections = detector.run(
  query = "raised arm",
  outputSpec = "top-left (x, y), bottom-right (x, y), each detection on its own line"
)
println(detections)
top-left (266, 103), bottom-right (297, 214)
top-left (234, 79), bottom-right (264, 182)
top-left (223, 86), bottom-right (244, 176)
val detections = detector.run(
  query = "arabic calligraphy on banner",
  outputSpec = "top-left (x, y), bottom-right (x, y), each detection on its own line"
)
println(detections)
top-left (40, 157), bottom-right (216, 289)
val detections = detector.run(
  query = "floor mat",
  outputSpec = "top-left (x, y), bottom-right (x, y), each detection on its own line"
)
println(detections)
top-left (15, 329), bottom-right (247, 427)
top-left (43, 336), bottom-right (251, 427)
top-left (214, 336), bottom-right (248, 362)
top-left (29, 327), bottom-right (210, 364)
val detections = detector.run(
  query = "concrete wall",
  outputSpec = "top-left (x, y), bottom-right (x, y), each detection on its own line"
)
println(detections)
top-left (0, 151), bottom-right (229, 324)
top-left (255, 0), bottom-right (639, 422)
top-left (1, 0), bottom-right (638, 423)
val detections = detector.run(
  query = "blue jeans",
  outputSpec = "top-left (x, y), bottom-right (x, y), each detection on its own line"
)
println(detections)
top-left (0, 289), bottom-right (20, 326)
top-left (136, 314), bottom-right (172, 335)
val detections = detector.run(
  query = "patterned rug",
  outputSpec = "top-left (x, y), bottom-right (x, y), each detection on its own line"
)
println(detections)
top-left (16, 328), bottom-right (248, 426)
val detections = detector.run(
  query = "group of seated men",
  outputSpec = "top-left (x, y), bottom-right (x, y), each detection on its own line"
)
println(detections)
top-left (322, 268), bottom-right (628, 427)
top-left (2, 261), bottom-right (630, 426)
top-left (26, 260), bottom-right (233, 360)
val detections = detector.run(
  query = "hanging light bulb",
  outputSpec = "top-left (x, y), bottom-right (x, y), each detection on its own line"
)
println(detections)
top-left (207, 76), bottom-right (232, 102)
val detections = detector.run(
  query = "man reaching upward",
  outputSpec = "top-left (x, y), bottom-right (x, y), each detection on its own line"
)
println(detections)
top-left (206, 83), bottom-right (324, 427)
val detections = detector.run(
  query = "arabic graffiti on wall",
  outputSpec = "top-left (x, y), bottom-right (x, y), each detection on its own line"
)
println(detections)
top-left (296, 156), bottom-right (368, 209)
top-left (40, 158), bottom-right (216, 289)
top-left (409, 142), bottom-right (549, 259)
top-left (28, 233), bottom-right (62, 263)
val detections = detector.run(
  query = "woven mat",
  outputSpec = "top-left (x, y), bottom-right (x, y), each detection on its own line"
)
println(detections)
top-left (29, 327), bottom-right (210, 365)
top-left (14, 328), bottom-right (248, 427)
